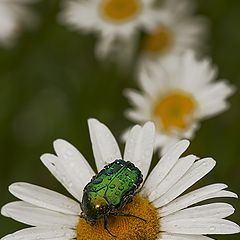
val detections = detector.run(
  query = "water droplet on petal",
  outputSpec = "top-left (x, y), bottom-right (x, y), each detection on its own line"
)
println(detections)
top-left (210, 226), bottom-right (216, 232)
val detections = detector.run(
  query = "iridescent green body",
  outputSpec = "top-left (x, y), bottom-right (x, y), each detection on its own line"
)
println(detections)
top-left (81, 159), bottom-right (143, 223)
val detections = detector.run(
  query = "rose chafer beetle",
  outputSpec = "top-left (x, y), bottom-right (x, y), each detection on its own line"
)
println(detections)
top-left (80, 159), bottom-right (144, 237)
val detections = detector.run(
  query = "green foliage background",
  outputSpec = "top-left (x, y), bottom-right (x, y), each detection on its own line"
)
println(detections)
top-left (0, 0), bottom-right (239, 239)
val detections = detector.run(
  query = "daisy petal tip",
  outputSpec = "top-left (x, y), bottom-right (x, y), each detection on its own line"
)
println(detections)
top-left (53, 138), bottom-right (75, 155)
top-left (233, 192), bottom-right (239, 199)
top-left (87, 118), bottom-right (99, 126)
top-left (129, 124), bottom-right (141, 133)
top-left (53, 138), bottom-right (66, 147)
top-left (144, 121), bottom-right (155, 131)
top-left (8, 182), bottom-right (28, 196)
top-left (230, 222), bottom-right (240, 234)
top-left (8, 182), bottom-right (19, 194)
top-left (187, 154), bottom-right (199, 162)
top-left (39, 153), bottom-right (48, 162)
top-left (236, 224), bottom-right (240, 233)
top-left (40, 153), bottom-right (54, 164)
top-left (88, 118), bottom-right (105, 133)
top-left (176, 139), bottom-right (190, 150)
top-left (205, 157), bottom-right (216, 166)
top-left (1, 205), bottom-right (9, 217)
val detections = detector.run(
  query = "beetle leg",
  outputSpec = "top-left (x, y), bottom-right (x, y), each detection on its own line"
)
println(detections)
top-left (104, 216), bottom-right (116, 238)
top-left (111, 212), bottom-right (147, 222)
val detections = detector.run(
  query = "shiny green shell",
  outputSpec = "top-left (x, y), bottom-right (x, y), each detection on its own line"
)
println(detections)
top-left (81, 159), bottom-right (143, 223)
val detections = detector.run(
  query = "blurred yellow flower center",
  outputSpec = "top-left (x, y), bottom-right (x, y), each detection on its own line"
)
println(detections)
top-left (77, 195), bottom-right (160, 240)
top-left (153, 92), bottom-right (196, 132)
top-left (100, 0), bottom-right (141, 23)
top-left (143, 26), bottom-right (173, 54)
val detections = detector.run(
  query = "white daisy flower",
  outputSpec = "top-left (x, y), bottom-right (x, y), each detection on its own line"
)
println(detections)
top-left (124, 50), bottom-right (235, 153)
top-left (0, 0), bottom-right (38, 46)
top-left (139, 0), bottom-right (208, 63)
top-left (1, 119), bottom-right (239, 240)
top-left (59, 0), bottom-right (156, 61)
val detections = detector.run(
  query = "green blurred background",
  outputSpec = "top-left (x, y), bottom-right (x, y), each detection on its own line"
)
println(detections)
top-left (0, 0), bottom-right (239, 239)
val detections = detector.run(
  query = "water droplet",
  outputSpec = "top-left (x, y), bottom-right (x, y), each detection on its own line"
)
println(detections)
top-left (93, 179), bottom-right (102, 184)
top-left (67, 149), bottom-right (73, 156)
top-left (210, 226), bottom-right (216, 232)
top-left (109, 184), bottom-right (115, 189)
top-left (106, 171), bottom-right (113, 176)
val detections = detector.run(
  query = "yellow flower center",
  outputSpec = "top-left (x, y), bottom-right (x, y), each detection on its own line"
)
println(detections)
top-left (153, 91), bottom-right (196, 132)
top-left (143, 26), bottom-right (173, 55)
top-left (77, 195), bottom-right (160, 240)
top-left (100, 0), bottom-right (141, 24)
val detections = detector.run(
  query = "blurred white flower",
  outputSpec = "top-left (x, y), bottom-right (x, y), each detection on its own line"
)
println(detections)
top-left (124, 51), bottom-right (235, 153)
top-left (139, 0), bottom-right (208, 64)
top-left (0, 0), bottom-right (38, 47)
top-left (59, 0), bottom-right (156, 61)
top-left (59, 0), bottom-right (208, 66)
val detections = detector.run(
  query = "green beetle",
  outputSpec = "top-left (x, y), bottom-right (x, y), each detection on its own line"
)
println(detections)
top-left (80, 159), bottom-right (143, 236)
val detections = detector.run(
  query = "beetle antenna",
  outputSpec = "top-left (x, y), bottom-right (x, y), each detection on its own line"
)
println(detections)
top-left (111, 212), bottom-right (147, 222)
top-left (104, 216), bottom-right (117, 238)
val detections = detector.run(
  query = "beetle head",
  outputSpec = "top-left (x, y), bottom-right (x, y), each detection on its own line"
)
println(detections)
top-left (82, 194), bottom-right (110, 222)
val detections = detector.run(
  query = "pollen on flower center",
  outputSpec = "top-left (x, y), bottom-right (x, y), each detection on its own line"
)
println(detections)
top-left (153, 91), bottom-right (196, 132)
top-left (143, 26), bottom-right (173, 54)
top-left (100, 0), bottom-right (141, 23)
top-left (76, 195), bottom-right (160, 240)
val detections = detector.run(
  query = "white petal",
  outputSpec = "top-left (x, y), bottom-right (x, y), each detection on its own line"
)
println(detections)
top-left (160, 184), bottom-right (237, 217)
top-left (160, 138), bottom-right (183, 157)
top-left (1, 201), bottom-right (78, 228)
top-left (147, 155), bottom-right (198, 202)
top-left (160, 233), bottom-right (214, 240)
top-left (178, 53), bottom-right (216, 92)
top-left (53, 139), bottom-right (95, 183)
top-left (123, 122), bottom-right (155, 179)
top-left (1, 226), bottom-right (76, 240)
top-left (196, 81), bottom-right (234, 106)
top-left (161, 218), bottom-right (240, 234)
top-left (153, 158), bottom-right (216, 208)
top-left (162, 203), bottom-right (235, 222)
top-left (138, 60), bottom-right (169, 98)
top-left (124, 89), bottom-right (150, 110)
top-left (40, 153), bottom-right (83, 201)
top-left (143, 140), bottom-right (190, 194)
top-left (9, 182), bottom-right (81, 215)
top-left (88, 118), bottom-right (122, 171)
top-left (197, 100), bottom-right (229, 119)
top-left (125, 109), bottom-right (150, 122)
top-left (138, 68), bottom-right (159, 97)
